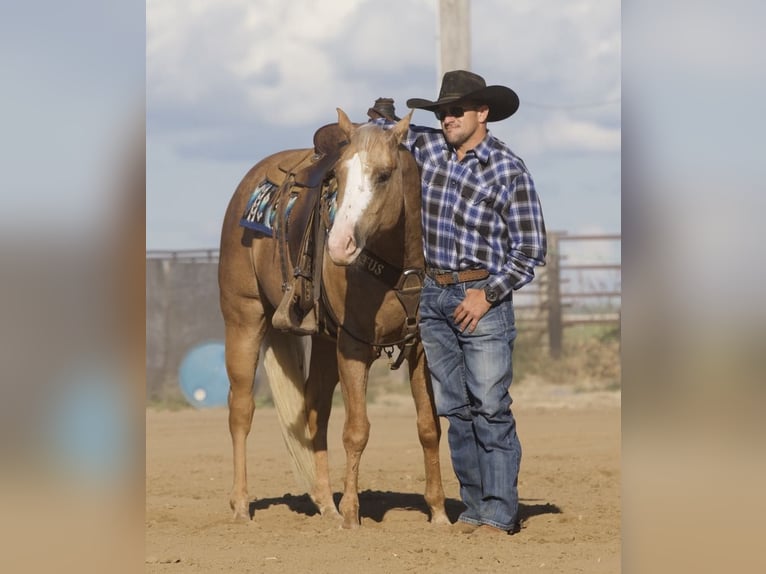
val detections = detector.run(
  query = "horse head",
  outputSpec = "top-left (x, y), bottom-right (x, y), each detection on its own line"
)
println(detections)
top-left (326, 108), bottom-right (413, 266)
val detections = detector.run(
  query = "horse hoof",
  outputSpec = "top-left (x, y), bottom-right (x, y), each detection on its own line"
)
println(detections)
top-left (430, 511), bottom-right (451, 526)
top-left (340, 516), bottom-right (361, 529)
top-left (319, 506), bottom-right (341, 519)
top-left (230, 501), bottom-right (251, 521)
top-left (232, 509), bottom-right (250, 521)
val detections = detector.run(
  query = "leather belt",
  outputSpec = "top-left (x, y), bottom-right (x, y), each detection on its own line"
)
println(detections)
top-left (426, 267), bottom-right (490, 286)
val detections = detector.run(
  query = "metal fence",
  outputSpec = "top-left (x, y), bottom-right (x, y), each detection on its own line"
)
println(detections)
top-left (146, 249), bottom-right (219, 263)
top-left (146, 252), bottom-right (224, 400)
top-left (511, 232), bottom-right (621, 357)
top-left (146, 232), bottom-right (621, 396)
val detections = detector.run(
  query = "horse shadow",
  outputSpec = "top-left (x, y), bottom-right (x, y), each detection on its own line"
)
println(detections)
top-left (249, 491), bottom-right (561, 524)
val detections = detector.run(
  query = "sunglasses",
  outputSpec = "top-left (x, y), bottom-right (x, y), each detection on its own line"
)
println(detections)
top-left (434, 105), bottom-right (478, 121)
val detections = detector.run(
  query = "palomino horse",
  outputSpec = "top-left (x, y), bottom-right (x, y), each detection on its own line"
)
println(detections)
top-left (218, 108), bottom-right (448, 528)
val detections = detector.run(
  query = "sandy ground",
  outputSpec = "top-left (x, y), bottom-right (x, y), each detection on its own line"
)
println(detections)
top-left (146, 384), bottom-right (620, 573)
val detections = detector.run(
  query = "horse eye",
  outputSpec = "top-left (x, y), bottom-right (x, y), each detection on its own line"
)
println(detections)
top-left (376, 171), bottom-right (392, 184)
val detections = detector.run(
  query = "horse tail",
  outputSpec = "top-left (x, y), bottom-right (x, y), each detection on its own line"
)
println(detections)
top-left (260, 331), bottom-right (316, 491)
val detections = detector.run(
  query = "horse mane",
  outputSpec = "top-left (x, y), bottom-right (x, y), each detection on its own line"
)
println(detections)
top-left (338, 123), bottom-right (398, 169)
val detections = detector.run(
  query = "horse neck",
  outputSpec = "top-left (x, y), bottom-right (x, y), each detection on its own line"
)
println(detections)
top-left (361, 148), bottom-right (422, 271)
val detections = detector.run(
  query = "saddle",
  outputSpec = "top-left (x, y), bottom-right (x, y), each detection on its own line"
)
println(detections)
top-left (267, 98), bottom-right (401, 336)
top-left (268, 123), bottom-right (348, 334)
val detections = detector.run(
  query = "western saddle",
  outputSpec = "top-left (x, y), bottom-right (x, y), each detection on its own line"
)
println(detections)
top-left (269, 99), bottom-right (400, 335)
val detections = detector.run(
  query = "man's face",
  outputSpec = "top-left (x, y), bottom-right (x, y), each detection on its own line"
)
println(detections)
top-left (435, 104), bottom-right (488, 149)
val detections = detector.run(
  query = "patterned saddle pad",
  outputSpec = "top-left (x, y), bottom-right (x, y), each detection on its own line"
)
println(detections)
top-left (240, 180), bottom-right (295, 236)
top-left (240, 178), bottom-right (337, 237)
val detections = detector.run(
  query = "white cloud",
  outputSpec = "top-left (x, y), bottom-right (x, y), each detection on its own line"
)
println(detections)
top-left (474, 0), bottom-right (620, 103)
top-left (513, 112), bottom-right (620, 155)
top-left (147, 0), bottom-right (622, 248)
top-left (148, 0), bottom-right (620, 135)
top-left (148, 0), bottom-right (416, 125)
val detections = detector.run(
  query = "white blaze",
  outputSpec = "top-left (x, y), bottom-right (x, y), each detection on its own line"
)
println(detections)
top-left (327, 150), bottom-right (373, 263)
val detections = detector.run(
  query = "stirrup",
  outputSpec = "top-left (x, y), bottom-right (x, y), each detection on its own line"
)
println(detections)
top-left (272, 282), bottom-right (318, 335)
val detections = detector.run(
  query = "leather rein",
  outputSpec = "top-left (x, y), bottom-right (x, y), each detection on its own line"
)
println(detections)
top-left (316, 184), bottom-right (423, 370)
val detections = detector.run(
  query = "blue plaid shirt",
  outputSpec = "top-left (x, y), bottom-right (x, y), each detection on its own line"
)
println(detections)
top-left (389, 122), bottom-right (547, 299)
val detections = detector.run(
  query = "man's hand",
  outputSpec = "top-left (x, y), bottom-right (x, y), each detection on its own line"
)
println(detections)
top-left (453, 288), bottom-right (492, 333)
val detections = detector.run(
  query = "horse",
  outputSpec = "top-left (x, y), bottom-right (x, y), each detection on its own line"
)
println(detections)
top-left (218, 108), bottom-right (449, 528)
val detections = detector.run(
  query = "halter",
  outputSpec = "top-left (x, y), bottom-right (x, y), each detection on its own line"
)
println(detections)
top-left (319, 258), bottom-right (423, 369)
top-left (316, 171), bottom-right (423, 370)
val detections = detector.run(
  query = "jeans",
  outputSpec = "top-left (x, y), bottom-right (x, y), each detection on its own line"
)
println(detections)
top-left (419, 276), bottom-right (521, 531)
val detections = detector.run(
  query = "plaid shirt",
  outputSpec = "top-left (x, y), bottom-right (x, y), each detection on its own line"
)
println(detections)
top-left (396, 123), bottom-right (547, 299)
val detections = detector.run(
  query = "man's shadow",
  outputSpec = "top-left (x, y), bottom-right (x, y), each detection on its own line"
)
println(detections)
top-left (250, 491), bottom-right (561, 524)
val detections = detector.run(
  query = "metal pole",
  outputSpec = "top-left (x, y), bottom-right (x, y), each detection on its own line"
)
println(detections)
top-left (438, 0), bottom-right (471, 79)
top-left (547, 233), bottom-right (563, 359)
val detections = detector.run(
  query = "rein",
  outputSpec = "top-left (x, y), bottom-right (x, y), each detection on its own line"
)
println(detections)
top-left (319, 261), bottom-right (423, 369)
top-left (317, 179), bottom-right (424, 369)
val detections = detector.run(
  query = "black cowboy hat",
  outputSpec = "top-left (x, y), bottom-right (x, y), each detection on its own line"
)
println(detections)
top-left (367, 97), bottom-right (400, 122)
top-left (406, 70), bottom-right (519, 122)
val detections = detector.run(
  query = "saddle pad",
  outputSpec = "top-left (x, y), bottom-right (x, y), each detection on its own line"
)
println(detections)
top-left (239, 180), bottom-right (297, 236)
top-left (322, 180), bottom-right (338, 227)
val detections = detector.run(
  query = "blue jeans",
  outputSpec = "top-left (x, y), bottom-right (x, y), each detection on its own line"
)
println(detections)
top-left (419, 276), bottom-right (521, 531)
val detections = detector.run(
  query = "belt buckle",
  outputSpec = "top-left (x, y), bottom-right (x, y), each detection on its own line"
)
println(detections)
top-left (451, 271), bottom-right (460, 284)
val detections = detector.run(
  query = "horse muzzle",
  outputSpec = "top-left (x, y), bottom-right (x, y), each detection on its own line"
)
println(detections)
top-left (327, 225), bottom-right (362, 265)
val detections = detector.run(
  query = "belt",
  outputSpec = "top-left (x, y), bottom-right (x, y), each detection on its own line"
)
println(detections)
top-left (426, 267), bottom-right (490, 286)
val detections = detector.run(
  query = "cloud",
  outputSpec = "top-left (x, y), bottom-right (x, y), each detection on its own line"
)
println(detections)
top-left (146, 0), bottom-right (622, 248)
top-left (474, 0), bottom-right (620, 103)
top-left (148, 0), bottom-right (620, 154)
top-left (518, 112), bottom-right (621, 155)
top-left (148, 0), bottom-right (428, 127)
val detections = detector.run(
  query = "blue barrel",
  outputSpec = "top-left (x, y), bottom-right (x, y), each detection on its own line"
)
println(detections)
top-left (178, 341), bottom-right (229, 408)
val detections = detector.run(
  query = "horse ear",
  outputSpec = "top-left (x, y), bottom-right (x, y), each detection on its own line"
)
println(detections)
top-left (391, 110), bottom-right (413, 142)
top-left (337, 108), bottom-right (355, 138)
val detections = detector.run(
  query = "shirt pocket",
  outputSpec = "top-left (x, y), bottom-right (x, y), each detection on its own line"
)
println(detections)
top-left (458, 184), bottom-right (504, 228)
top-left (461, 183), bottom-right (504, 207)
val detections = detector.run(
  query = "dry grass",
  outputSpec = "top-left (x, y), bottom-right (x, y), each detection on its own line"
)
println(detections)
top-left (148, 324), bottom-right (621, 410)
top-left (514, 323), bottom-right (621, 389)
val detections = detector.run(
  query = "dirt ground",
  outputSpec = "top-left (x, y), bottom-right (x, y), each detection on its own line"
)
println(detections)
top-left (146, 383), bottom-right (620, 573)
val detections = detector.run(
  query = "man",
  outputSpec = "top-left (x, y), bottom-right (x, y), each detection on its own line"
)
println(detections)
top-left (379, 70), bottom-right (547, 535)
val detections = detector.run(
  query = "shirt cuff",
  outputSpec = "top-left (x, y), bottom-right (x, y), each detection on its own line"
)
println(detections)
top-left (488, 271), bottom-right (530, 300)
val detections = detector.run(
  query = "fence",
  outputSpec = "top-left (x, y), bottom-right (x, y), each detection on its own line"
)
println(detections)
top-left (146, 251), bottom-right (225, 400)
top-left (512, 232), bottom-right (621, 358)
top-left (146, 233), bottom-right (621, 396)
top-left (146, 249), bottom-right (219, 263)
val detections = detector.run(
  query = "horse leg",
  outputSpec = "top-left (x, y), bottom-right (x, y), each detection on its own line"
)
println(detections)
top-left (336, 334), bottom-right (375, 529)
top-left (407, 343), bottom-right (450, 525)
top-left (305, 336), bottom-right (341, 518)
top-left (221, 293), bottom-right (267, 520)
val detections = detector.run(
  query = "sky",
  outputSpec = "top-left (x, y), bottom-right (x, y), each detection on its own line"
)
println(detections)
top-left (146, 0), bottom-right (621, 256)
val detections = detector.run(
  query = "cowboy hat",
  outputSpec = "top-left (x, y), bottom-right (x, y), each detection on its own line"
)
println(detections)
top-left (367, 97), bottom-right (400, 121)
top-left (406, 70), bottom-right (519, 122)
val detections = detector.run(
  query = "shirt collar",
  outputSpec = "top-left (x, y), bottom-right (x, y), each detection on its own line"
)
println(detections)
top-left (441, 131), bottom-right (493, 165)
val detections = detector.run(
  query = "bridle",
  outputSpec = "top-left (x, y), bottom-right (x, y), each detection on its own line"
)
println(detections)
top-left (319, 256), bottom-right (423, 369)
top-left (316, 165), bottom-right (423, 370)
